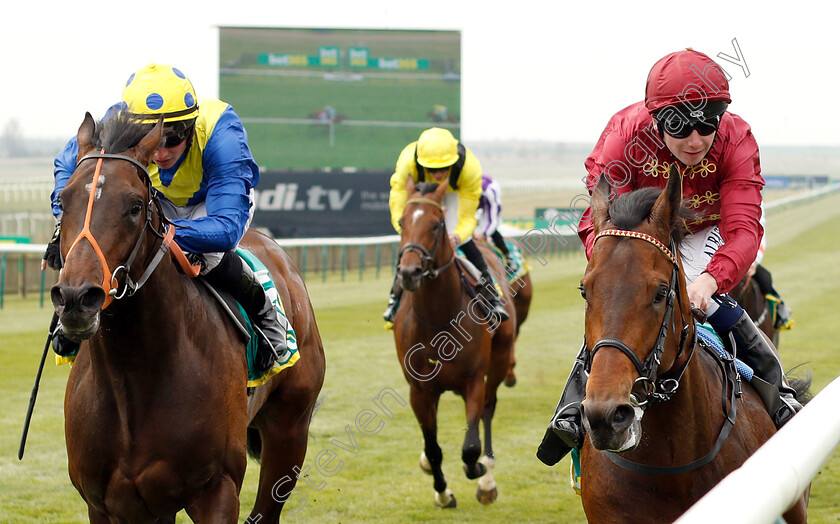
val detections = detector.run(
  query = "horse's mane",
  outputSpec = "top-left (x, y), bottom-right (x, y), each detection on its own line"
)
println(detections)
top-left (96, 112), bottom-right (153, 154)
top-left (609, 187), bottom-right (697, 243)
top-left (415, 182), bottom-right (441, 195)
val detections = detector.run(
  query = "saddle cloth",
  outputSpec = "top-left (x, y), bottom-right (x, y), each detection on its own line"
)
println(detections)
top-left (235, 248), bottom-right (299, 387)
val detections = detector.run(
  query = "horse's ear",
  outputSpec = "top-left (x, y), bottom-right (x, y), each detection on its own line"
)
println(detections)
top-left (76, 112), bottom-right (97, 162)
top-left (433, 178), bottom-right (449, 201)
top-left (591, 173), bottom-right (611, 234)
top-left (651, 164), bottom-right (683, 233)
top-left (134, 116), bottom-right (164, 166)
top-left (405, 175), bottom-right (416, 196)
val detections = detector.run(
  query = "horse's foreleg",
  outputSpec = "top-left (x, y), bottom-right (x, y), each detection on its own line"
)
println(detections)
top-left (184, 474), bottom-right (240, 524)
top-left (249, 406), bottom-right (313, 522)
top-left (410, 387), bottom-right (454, 508)
top-left (475, 338), bottom-right (509, 505)
top-left (86, 506), bottom-right (111, 524)
top-left (461, 377), bottom-right (486, 481)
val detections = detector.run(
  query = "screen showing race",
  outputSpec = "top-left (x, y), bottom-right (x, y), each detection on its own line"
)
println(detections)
top-left (219, 27), bottom-right (461, 171)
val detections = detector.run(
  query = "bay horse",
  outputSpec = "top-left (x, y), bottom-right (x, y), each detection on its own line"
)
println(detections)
top-left (495, 237), bottom-right (533, 387)
top-left (392, 178), bottom-right (520, 507)
top-left (578, 169), bottom-right (808, 523)
top-left (731, 273), bottom-right (779, 348)
top-left (51, 113), bottom-right (325, 523)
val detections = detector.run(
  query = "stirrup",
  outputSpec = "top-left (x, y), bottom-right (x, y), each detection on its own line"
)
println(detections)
top-left (552, 414), bottom-right (585, 449)
top-left (382, 302), bottom-right (397, 323)
top-left (487, 296), bottom-right (510, 322)
top-left (776, 302), bottom-right (794, 330)
top-left (773, 395), bottom-right (802, 428)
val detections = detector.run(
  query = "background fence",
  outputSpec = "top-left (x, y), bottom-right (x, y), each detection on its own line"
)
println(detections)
top-left (2, 183), bottom-right (836, 308)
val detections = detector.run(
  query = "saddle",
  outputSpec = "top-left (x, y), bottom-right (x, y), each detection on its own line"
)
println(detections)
top-left (452, 255), bottom-right (503, 314)
top-left (179, 248), bottom-right (300, 388)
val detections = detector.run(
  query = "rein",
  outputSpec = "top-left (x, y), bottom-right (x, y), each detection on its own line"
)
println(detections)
top-left (396, 197), bottom-right (456, 279)
top-left (590, 228), bottom-right (738, 475)
top-left (65, 151), bottom-right (169, 309)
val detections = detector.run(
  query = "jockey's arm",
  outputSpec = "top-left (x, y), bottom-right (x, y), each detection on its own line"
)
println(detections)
top-left (704, 131), bottom-right (763, 294)
top-left (452, 162), bottom-right (482, 241)
top-left (168, 109), bottom-right (258, 254)
top-left (388, 144), bottom-right (416, 233)
top-left (51, 137), bottom-right (78, 220)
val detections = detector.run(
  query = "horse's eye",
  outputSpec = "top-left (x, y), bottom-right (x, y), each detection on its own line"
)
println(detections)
top-left (578, 285), bottom-right (587, 299)
top-left (654, 284), bottom-right (669, 303)
top-left (398, 218), bottom-right (403, 228)
top-left (431, 222), bottom-right (440, 232)
top-left (130, 202), bottom-right (143, 217)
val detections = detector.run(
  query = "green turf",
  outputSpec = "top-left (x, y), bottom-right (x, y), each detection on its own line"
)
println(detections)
top-left (1, 193), bottom-right (839, 522)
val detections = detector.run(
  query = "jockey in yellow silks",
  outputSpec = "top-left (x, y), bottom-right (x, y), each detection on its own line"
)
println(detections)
top-left (383, 127), bottom-right (509, 323)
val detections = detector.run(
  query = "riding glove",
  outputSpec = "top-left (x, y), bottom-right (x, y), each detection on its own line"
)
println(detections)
top-left (43, 221), bottom-right (62, 270)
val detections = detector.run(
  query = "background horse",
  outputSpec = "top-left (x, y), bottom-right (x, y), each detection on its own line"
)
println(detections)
top-left (52, 113), bottom-right (325, 523)
top-left (577, 170), bottom-right (807, 523)
top-left (731, 273), bottom-right (779, 347)
top-left (500, 238), bottom-right (533, 387)
top-left (392, 178), bottom-right (518, 507)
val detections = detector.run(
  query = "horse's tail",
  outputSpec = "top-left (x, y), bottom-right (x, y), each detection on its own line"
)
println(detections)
top-left (787, 368), bottom-right (813, 405)
top-left (246, 427), bottom-right (262, 462)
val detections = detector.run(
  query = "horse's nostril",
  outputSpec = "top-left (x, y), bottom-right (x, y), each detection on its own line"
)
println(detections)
top-left (612, 404), bottom-right (635, 430)
top-left (80, 287), bottom-right (106, 311)
top-left (51, 286), bottom-right (66, 308)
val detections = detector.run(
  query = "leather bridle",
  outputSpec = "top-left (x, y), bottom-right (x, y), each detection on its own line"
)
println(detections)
top-left (586, 229), bottom-right (692, 406)
top-left (65, 151), bottom-right (169, 309)
top-left (396, 198), bottom-right (455, 279)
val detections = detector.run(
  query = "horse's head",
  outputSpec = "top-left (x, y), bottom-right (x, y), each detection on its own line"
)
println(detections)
top-left (396, 177), bottom-right (452, 292)
top-left (580, 166), bottom-right (693, 452)
top-left (51, 112), bottom-right (166, 340)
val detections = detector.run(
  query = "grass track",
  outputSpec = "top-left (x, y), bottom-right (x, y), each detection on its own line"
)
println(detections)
top-left (1, 192), bottom-right (839, 522)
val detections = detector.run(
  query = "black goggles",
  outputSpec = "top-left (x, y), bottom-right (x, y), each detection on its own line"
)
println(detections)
top-left (655, 105), bottom-right (724, 139)
top-left (161, 121), bottom-right (195, 148)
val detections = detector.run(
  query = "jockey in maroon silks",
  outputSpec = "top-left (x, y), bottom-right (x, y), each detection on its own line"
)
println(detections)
top-left (537, 49), bottom-right (802, 466)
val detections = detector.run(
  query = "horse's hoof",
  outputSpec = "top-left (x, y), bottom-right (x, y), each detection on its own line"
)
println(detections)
top-left (463, 461), bottom-right (487, 480)
top-left (419, 451), bottom-right (432, 475)
top-left (476, 486), bottom-right (498, 505)
top-left (504, 372), bottom-right (517, 387)
top-left (434, 488), bottom-right (457, 508)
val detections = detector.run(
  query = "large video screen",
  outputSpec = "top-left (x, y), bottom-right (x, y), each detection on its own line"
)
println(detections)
top-left (219, 27), bottom-right (461, 171)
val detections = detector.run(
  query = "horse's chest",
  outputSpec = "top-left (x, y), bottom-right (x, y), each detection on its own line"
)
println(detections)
top-left (65, 379), bottom-right (234, 517)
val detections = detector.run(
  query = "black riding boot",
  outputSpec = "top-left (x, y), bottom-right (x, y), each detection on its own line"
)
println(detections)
top-left (206, 252), bottom-right (288, 374)
top-left (729, 311), bottom-right (802, 427)
top-left (460, 238), bottom-right (509, 322)
top-left (753, 264), bottom-right (793, 329)
top-left (479, 270), bottom-right (510, 321)
top-left (537, 341), bottom-right (588, 465)
top-left (52, 322), bottom-right (80, 357)
top-left (383, 284), bottom-right (404, 323)
top-left (490, 230), bottom-right (515, 274)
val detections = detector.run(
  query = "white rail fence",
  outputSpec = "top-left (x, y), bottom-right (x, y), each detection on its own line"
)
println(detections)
top-left (677, 376), bottom-right (840, 523)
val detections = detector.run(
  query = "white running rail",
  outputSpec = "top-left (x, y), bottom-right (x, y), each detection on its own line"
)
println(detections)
top-left (676, 375), bottom-right (840, 523)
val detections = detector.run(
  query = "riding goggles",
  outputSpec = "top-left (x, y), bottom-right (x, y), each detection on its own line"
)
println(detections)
top-left (654, 102), bottom-right (727, 139)
top-left (161, 120), bottom-right (195, 148)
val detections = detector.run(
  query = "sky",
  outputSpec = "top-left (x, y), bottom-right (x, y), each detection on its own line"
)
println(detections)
top-left (2, 0), bottom-right (838, 147)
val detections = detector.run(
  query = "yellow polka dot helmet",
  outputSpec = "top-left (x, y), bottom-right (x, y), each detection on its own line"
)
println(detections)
top-left (416, 128), bottom-right (459, 168)
top-left (122, 63), bottom-right (199, 124)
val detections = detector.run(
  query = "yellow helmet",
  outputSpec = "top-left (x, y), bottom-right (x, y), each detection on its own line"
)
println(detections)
top-left (416, 128), bottom-right (459, 168)
top-left (122, 63), bottom-right (198, 124)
